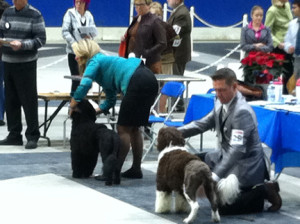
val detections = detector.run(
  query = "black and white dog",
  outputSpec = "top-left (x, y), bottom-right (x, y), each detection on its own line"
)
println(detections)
top-left (155, 127), bottom-right (240, 223)
top-left (70, 99), bottom-right (121, 185)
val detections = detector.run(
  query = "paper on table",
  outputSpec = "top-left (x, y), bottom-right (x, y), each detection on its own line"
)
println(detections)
top-left (0, 38), bottom-right (10, 46)
top-left (265, 104), bottom-right (300, 113)
top-left (248, 100), bottom-right (269, 106)
top-left (77, 26), bottom-right (98, 38)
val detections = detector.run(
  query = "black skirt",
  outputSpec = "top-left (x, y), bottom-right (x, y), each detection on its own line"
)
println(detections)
top-left (118, 64), bottom-right (158, 126)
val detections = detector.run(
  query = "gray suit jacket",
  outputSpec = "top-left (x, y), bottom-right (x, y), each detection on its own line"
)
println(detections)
top-left (240, 25), bottom-right (273, 53)
top-left (167, 4), bottom-right (191, 64)
top-left (179, 92), bottom-right (267, 188)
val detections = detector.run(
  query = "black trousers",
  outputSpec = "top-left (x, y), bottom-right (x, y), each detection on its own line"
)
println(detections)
top-left (4, 61), bottom-right (40, 141)
top-left (68, 53), bottom-right (80, 96)
top-left (172, 62), bottom-right (187, 108)
top-left (196, 152), bottom-right (265, 215)
top-left (173, 61), bottom-right (187, 76)
top-left (273, 47), bottom-right (294, 94)
top-left (219, 185), bottom-right (265, 215)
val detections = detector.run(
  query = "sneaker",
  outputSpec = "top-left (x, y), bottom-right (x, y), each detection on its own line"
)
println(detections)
top-left (25, 140), bottom-right (38, 149)
top-left (264, 181), bottom-right (282, 212)
top-left (0, 120), bottom-right (5, 126)
top-left (121, 168), bottom-right (143, 179)
top-left (0, 137), bottom-right (23, 146)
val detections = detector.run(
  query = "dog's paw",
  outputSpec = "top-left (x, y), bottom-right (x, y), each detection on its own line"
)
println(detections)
top-left (72, 173), bottom-right (81, 178)
top-left (211, 210), bottom-right (220, 223)
top-left (95, 175), bottom-right (114, 186)
top-left (183, 217), bottom-right (192, 224)
top-left (113, 177), bottom-right (121, 185)
top-left (95, 175), bottom-right (108, 181)
top-left (72, 172), bottom-right (90, 179)
top-left (105, 180), bottom-right (113, 186)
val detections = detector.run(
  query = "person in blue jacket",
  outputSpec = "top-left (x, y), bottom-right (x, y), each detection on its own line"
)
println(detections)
top-left (69, 39), bottom-right (158, 179)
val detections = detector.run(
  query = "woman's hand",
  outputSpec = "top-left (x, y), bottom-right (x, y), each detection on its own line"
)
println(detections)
top-left (278, 43), bottom-right (285, 49)
top-left (83, 35), bottom-right (91, 39)
top-left (254, 43), bottom-right (265, 50)
top-left (288, 46), bottom-right (295, 54)
top-left (69, 98), bottom-right (78, 116)
top-left (95, 107), bottom-right (103, 115)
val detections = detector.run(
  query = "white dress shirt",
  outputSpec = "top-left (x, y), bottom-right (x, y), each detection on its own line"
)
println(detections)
top-left (284, 18), bottom-right (300, 56)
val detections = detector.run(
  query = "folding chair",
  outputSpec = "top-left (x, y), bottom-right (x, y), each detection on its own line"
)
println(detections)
top-left (142, 81), bottom-right (186, 161)
top-left (163, 101), bottom-right (200, 154)
top-left (164, 89), bottom-right (215, 153)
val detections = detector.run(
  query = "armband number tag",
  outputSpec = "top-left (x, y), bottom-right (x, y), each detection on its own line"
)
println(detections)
top-left (173, 38), bottom-right (182, 47)
top-left (230, 129), bottom-right (244, 145)
top-left (172, 25), bottom-right (181, 34)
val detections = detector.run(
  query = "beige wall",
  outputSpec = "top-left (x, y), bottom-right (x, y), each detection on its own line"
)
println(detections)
top-left (46, 27), bottom-right (241, 43)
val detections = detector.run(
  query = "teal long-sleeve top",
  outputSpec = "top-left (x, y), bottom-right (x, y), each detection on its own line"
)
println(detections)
top-left (73, 53), bottom-right (141, 111)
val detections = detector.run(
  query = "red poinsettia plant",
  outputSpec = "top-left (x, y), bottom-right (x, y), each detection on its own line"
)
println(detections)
top-left (240, 51), bottom-right (286, 84)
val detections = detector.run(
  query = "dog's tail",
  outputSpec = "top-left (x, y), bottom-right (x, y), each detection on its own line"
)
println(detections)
top-left (217, 174), bottom-right (240, 206)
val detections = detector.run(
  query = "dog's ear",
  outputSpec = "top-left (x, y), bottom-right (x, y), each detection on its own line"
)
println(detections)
top-left (157, 127), bottom-right (185, 151)
top-left (157, 128), bottom-right (168, 151)
top-left (76, 99), bottom-right (97, 121)
top-left (70, 105), bottom-right (82, 120)
top-left (169, 127), bottom-right (185, 147)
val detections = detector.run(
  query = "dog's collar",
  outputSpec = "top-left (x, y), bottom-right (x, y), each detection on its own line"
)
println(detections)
top-left (158, 146), bottom-right (187, 162)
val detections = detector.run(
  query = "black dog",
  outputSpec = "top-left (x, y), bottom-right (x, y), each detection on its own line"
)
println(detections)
top-left (70, 99), bottom-right (121, 185)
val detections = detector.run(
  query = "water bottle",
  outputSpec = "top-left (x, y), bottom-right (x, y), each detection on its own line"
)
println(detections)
top-left (267, 81), bottom-right (275, 103)
top-left (273, 80), bottom-right (283, 103)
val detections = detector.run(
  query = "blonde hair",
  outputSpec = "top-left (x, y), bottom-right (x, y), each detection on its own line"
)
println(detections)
top-left (272, 0), bottom-right (285, 7)
top-left (150, 2), bottom-right (163, 17)
top-left (72, 39), bottom-right (101, 75)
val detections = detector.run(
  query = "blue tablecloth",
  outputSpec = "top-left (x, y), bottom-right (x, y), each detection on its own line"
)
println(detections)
top-left (185, 94), bottom-right (300, 174)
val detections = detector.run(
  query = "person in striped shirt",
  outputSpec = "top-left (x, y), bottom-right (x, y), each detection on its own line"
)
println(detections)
top-left (0, 0), bottom-right (46, 149)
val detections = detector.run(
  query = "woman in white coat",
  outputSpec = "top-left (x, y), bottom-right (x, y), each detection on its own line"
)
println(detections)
top-left (62, 0), bottom-right (97, 95)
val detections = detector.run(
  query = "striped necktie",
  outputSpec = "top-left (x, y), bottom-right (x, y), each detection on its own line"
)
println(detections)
top-left (220, 105), bottom-right (226, 122)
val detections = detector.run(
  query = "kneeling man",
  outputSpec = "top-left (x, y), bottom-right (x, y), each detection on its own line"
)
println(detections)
top-left (178, 68), bottom-right (281, 215)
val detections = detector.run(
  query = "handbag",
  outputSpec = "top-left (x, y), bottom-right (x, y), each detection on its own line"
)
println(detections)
top-left (287, 73), bottom-right (296, 94)
top-left (118, 33), bottom-right (127, 57)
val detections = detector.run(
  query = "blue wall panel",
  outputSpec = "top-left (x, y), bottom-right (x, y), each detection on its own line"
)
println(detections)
top-left (26, 0), bottom-right (273, 27)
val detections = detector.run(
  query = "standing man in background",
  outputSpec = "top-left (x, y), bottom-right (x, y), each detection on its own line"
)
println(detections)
top-left (0, 0), bottom-right (46, 149)
top-left (284, 0), bottom-right (300, 82)
top-left (0, 0), bottom-right (10, 126)
top-left (167, 0), bottom-right (191, 111)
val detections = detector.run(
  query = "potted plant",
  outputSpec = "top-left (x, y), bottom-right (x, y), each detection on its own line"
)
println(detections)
top-left (240, 51), bottom-right (286, 84)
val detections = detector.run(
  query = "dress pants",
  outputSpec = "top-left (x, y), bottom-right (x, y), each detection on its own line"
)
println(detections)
top-left (218, 185), bottom-right (265, 215)
top-left (196, 152), bottom-right (265, 215)
top-left (273, 47), bottom-right (294, 94)
top-left (173, 62), bottom-right (187, 77)
top-left (4, 61), bottom-right (40, 141)
top-left (0, 60), bottom-right (5, 121)
top-left (68, 53), bottom-right (80, 96)
top-left (172, 62), bottom-right (187, 108)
